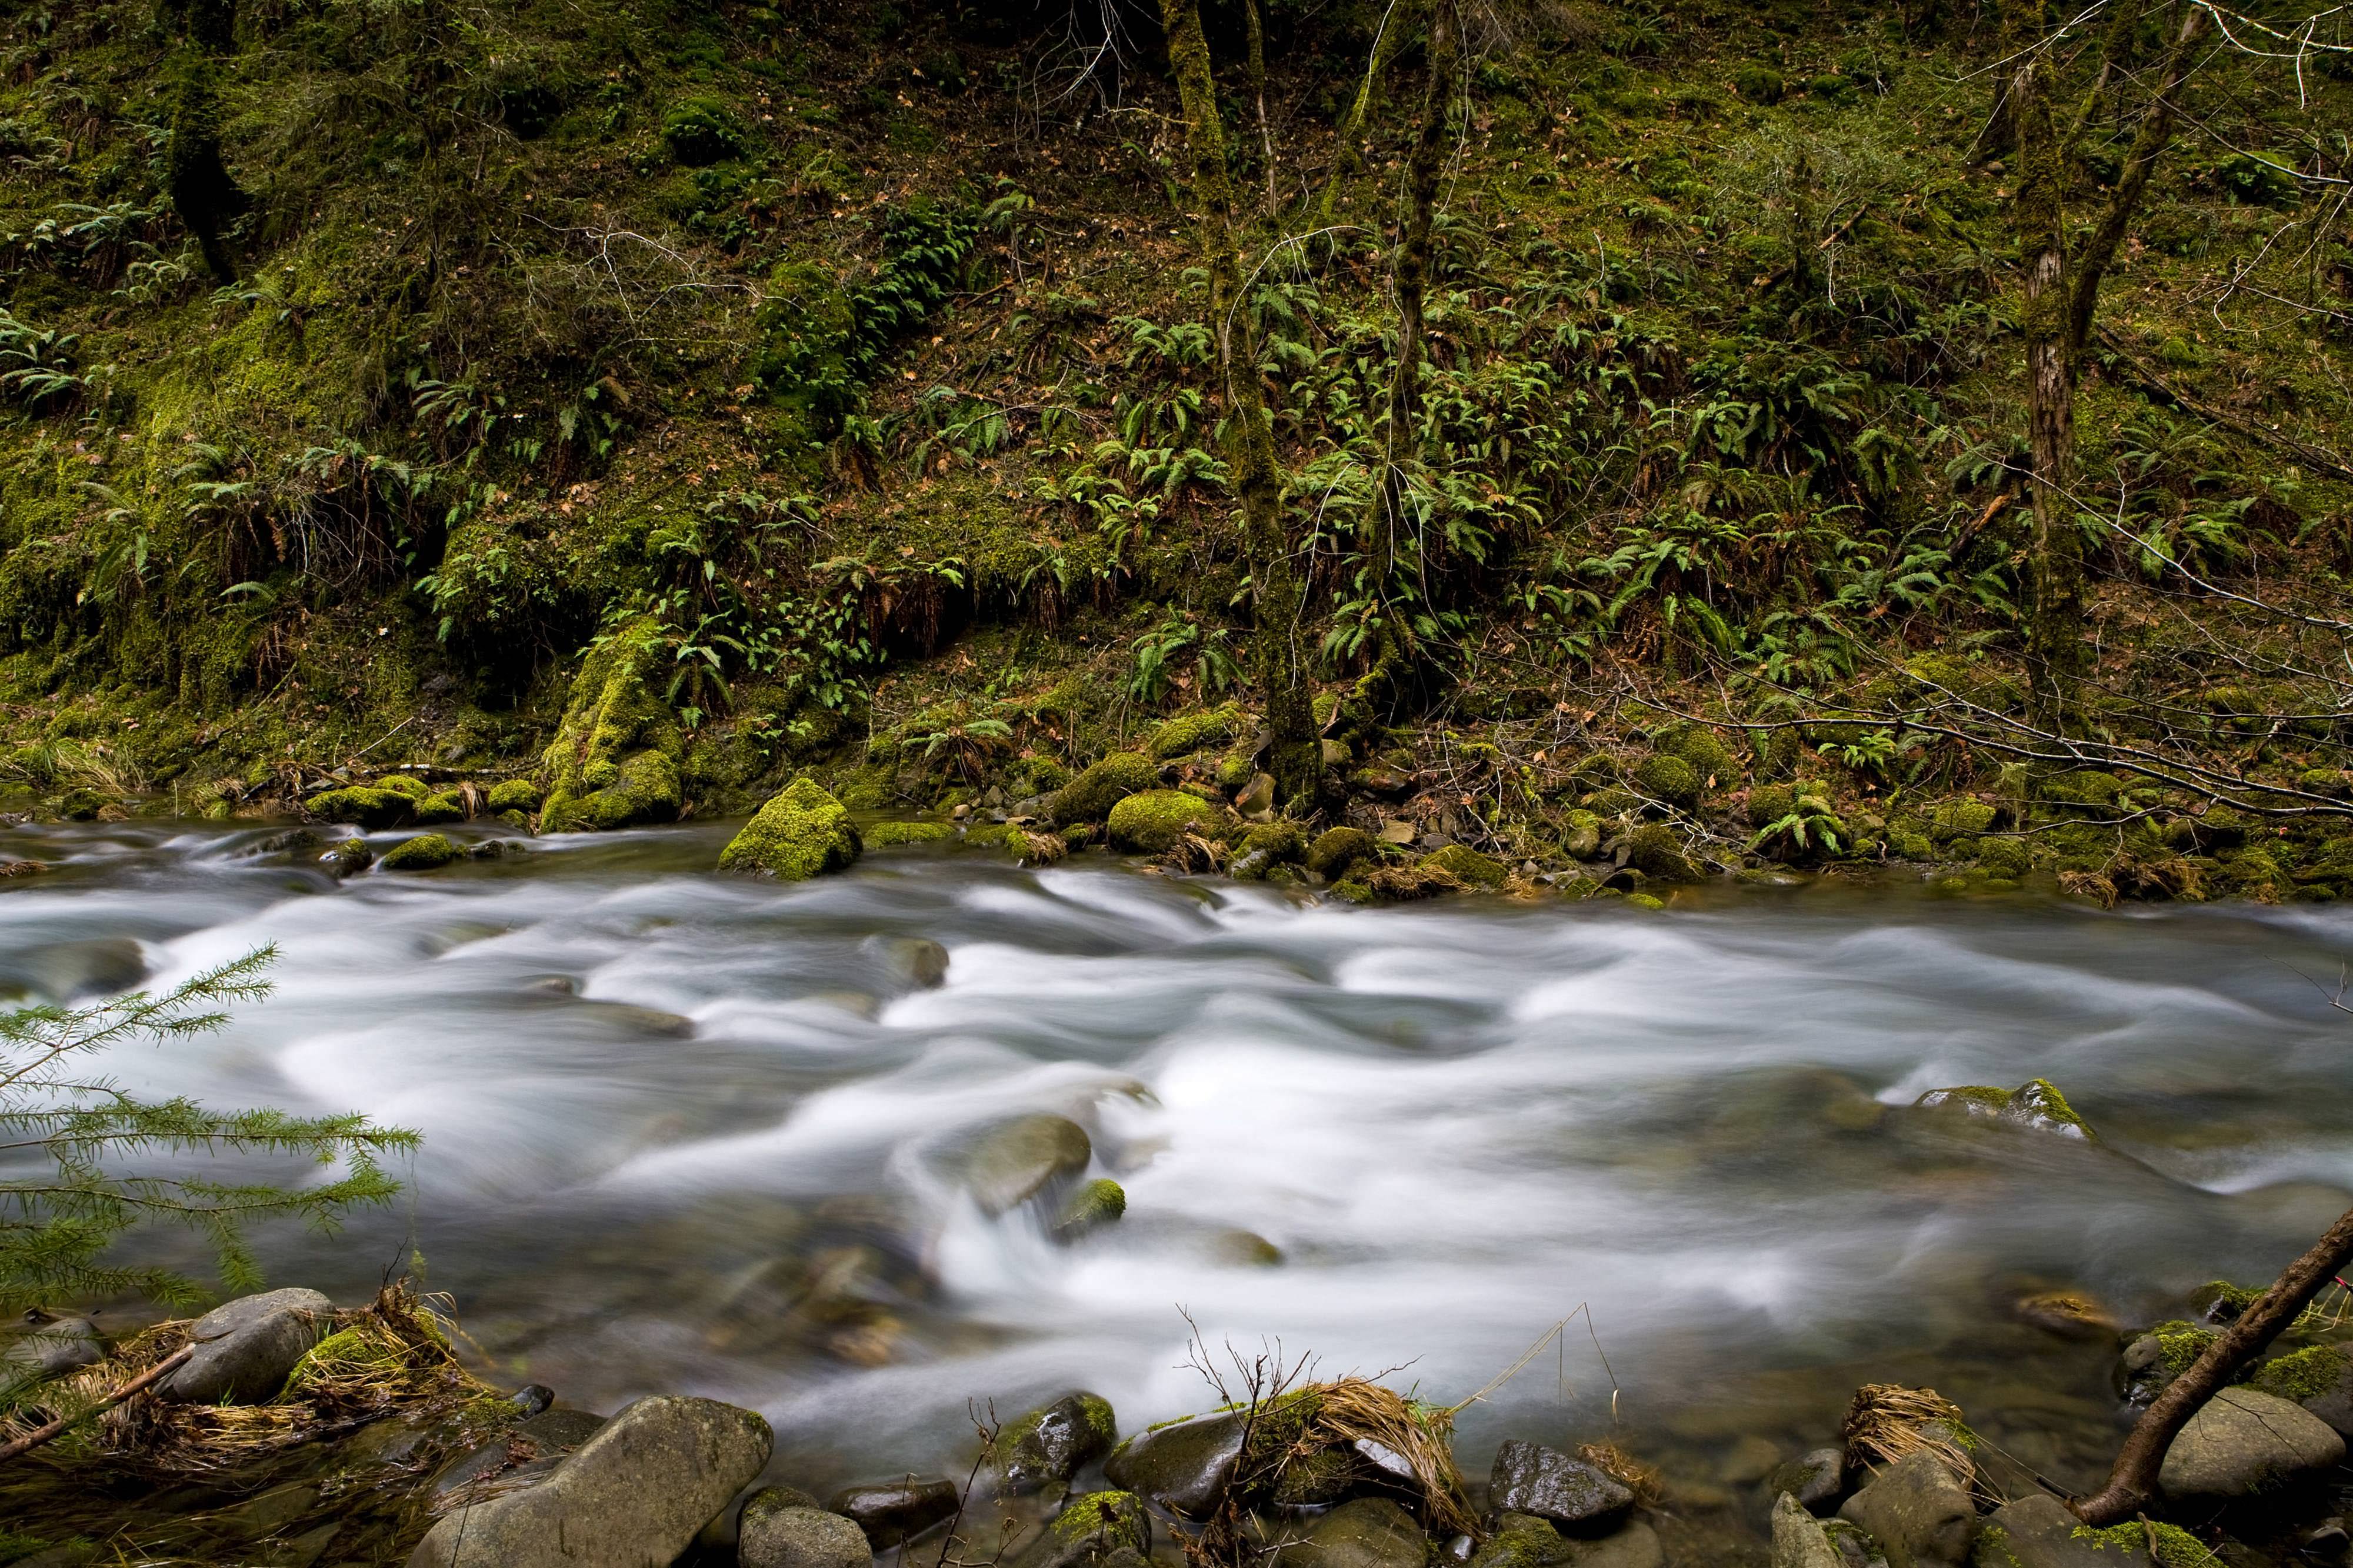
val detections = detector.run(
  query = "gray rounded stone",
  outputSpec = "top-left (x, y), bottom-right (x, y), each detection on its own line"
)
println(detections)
top-left (159, 1287), bottom-right (332, 1405)
top-left (1836, 1450), bottom-right (1975, 1568)
top-left (1491, 1439), bottom-right (1634, 1529)
top-left (828, 1476), bottom-right (959, 1548)
top-left (740, 1503), bottom-right (872, 1568)
top-left (1771, 1493), bottom-right (1841, 1568)
top-left (964, 1114), bottom-right (1091, 1215)
top-left (408, 1394), bottom-right (773, 1568)
top-left (4, 1313), bottom-right (102, 1380)
top-left (2159, 1385), bottom-right (2346, 1500)
top-left (1103, 1410), bottom-right (1247, 1519)
top-left (1767, 1447), bottom-right (1845, 1514)
top-left (1272, 1497), bottom-right (1427, 1568)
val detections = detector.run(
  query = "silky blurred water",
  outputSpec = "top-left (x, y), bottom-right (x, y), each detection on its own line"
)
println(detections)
top-left (6, 816), bottom-right (2353, 1504)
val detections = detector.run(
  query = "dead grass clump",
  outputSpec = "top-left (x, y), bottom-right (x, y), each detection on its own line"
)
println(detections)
top-left (1365, 863), bottom-right (1462, 900)
top-left (1841, 1383), bottom-right (1979, 1497)
top-left (1297, 1377), bottom-right (1479, 1538)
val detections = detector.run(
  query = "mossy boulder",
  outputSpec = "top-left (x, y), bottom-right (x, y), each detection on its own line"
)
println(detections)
top-left (1233, 820), bottom-right (1306, 880)
top-left (374, 775), bottom-right (429, 799)
top-left (1014, 1489), bottom-right (1151, 1568)
top-left (1915, 1077), bottom-right (2097, 1141)
top-left (1747, 783), bottom-right (1796, 829)
top-left (540, 619), bottom-right (686, 833)
top-left (412, 791), bottom-right (465, 825)
top-left (1634, 752), bottom-right (1701, 810)
top-left (2039, 770), bottom-right (2126, 809)
top-left (1929, 798), bottom-right (1999, 842)
top-left (379, 833), bottom-right (458, 872)
top-left (1049, 752), bottom-right (1159, 825)
top-left (1559, 809), bottom-right (1602, 859)
top-left (1051, 1179), bottom-right (1127, 1243)
top-left (1664, 726), bottom-right (1739, 789)
top-left (1146, 703), bottom-right (1244, 761)
top-left (720, 778), bottom-right (862, 880)
top-left (1625, 823), bottom-right (1696, 881)
top-left (994, 1393), bottom-right (1120, 1493)
top-left (1305, 826), bottom-right (1375, 880)
top-left (1422, 843), bottom-right (1507, 889)
top-left (486, 779), bottom-right (542, 814)
top-left (306, 785), bottom-right (414, 828)
top-left (1107, 789), bottom-right (1224, 852)
top-left (1971, 836), bottom-right (2031, 879)
top-left (867, 820), bottom-right (955, 847)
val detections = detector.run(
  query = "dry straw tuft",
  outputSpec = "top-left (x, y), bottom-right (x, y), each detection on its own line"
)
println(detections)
top-left (1841, 1383), bottom-right (1979, 1497)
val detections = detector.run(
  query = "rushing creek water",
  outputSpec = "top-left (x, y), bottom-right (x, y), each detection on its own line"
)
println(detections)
top-left (9, 816), bottom-right (2353, 1532)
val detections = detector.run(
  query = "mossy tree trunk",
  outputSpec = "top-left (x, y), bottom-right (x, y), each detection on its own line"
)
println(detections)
top-left (2008, 0), bottom-right (2204, 732)
top-left (1320, 0), bottom-right (1425, 223)
top-left (1242, 0), bottom-right (1277, 208)
top-left (1358, 0), bottom-right (1457, 583)
top-left (1158, 0), bottom-right (1323, 808)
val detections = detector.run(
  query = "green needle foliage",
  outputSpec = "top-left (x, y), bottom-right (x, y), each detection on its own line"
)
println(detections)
top-left (0, 945), bottom-right (418, 1316)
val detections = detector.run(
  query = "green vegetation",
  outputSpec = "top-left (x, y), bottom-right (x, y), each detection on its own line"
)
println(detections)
top-left (0, 948), bottom-right (413, 1322)
top-left (1, 0), bottom-right (2352, 905)
top-left (719, 776), bottom-right (860, 878)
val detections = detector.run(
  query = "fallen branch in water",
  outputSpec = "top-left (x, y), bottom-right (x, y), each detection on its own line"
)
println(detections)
top-left (0, 1344), bottom-right (192, 1466)
top-left (2072, 1204), bottom-right (2353, 1525)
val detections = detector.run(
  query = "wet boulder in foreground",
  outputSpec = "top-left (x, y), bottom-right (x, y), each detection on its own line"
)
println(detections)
top-left (1491, 1438), bottom-right (1634, 1530)
top-left (720, 778), bottom-right (862, 880)
top-left (1272, 1497), bottom-right (1427, 1568)
top-left (739, 1496), bottom-right (872, 1568)
top-left (2158, 1384), bottom-right (2345, 1500)
top-left (1104, 1409), bottom-right (1248, 1518)
top-left (408, 1394), bottom-right (771, 1567)
top-left (1972, 1493), bottom-right (2154, 1567)
top-left (827, 1474), bottom-right (959, 1548)
top-left (159, 1287), bottom-right (332, 1405)
top-left (1835, 1450), bottom-right (1974, 1568)
top-left (1011, 1489), bottom-right (1151, 1568)
top-left (1769, 1492), bottom-right (1842, 1568)
top-left (994, 1390), bottom-right (1118, 1492)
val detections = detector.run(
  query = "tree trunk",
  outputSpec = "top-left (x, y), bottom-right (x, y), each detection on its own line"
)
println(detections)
top-left (1242, 0), bottom-right (1277, 208)
top-left (1359, 0), bottom-right (1456, 580)
top-left (1320, 0), bottom-right (1425, 223)
top-left (2074, 1205), bottom-right (2353, 1525)
top-left (2011, 46), bottom-right (2080, 730)
top-left (1159, 0), bottom-right (1322, 807)
top-left (2067, 4), bottom-right (2205, 360)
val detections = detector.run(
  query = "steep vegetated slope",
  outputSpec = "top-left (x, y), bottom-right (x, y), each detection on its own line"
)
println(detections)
top-left (6, 0), bottom-right (2353, 899)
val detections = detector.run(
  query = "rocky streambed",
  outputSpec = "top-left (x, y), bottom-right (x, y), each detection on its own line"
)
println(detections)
top-left (9, 819), bottom-right (2353, 1563)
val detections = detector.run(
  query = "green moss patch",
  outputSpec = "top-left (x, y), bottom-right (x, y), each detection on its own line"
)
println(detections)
top-left (379, 833), bottom-right (456, 871)
top-left (719, 777), bottom-right (862, 879)
top-left (1106, 788), bottom-right (1224, 852)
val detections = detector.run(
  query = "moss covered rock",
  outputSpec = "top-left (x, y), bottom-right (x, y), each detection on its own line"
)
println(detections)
top-left (1558, 809), bottom-right (1602, 859)
top-left (1305, 826), bottom-right (1375, 880)
top-left (1666, 726), bottom-right (1738, 789)
top-left (413, 791), bottom-right (465, 825)
top-left (306, 785), bottom-right (415, 828)
top-left (486, 779), bottom-right (542, 814)
top-left (1422, 843), bottom-right (1507, 889)
top-left (720, 778), bottom-right (862, 879)
top-left (1233, 820), bottom-right (1305, 880)
top-left (1634, 752), bottom-right (1701, 810)
top-left (1051, 1178), bottom-right (1127, 1243)
top-left (1747, 783), bottom-right (1796, 829)
top-left (994, 1393), bottom-right (1120, 1493)
top-left (379, 833), bottom-right (458, 871)
top-left (1915, 1077), bottom-right (2097, 1141)
top-left (1146, 703), bottom-right (1243, 761)
top-left (1049, 752), bottom-right (1159, 825)
top-left (867, 820), bottom-right (955, 847)
top-left (1929, 798), bottom-right (1999, 842)
top-left (539, 619), bottom-right (686, 833)
top-left (374, 775), bottom-right (429, 799)
top-left (1625, 823), bottom-right (1696, 881)
top-left (1107, 789), bottom-right (1224, 852)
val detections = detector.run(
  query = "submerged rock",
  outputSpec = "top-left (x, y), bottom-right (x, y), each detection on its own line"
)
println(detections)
top-left (1836, 1450), bottom-right (1974, 1568)
top-left (409, 1394), bottom-right (771, 1567)
top-left (1274, 1497), bottom-right (1427, 1568)
top-left (1972, 1493), bottom-right (2152, 1567)
top-left (1491, 1439), bottom-right (1635, 1529)
top-left (2158, 1384), bottom-right (2345, 1499)
top-left (161, 1287), bottom-right (332, 1405)
top-left (995, 1391), bottom-right (1119, 1492)
top-left (1104, 1410), bottom-right (1247, 1519)
top-left (1051, 1179), bottom-right (1126, 1243)
top-left (1914, 1078), bottom-right (2096, 1141)
top-left (828, 1475), bottom-right (959, 1547)
top-left (720, 778), bottom-right (862, 880)
top-left (964, 1113), bottom-right (1092, 1215)
top-left (1013, 1489), bottom-right (1152, 1568)
top-left (739, 1500), bottom-right (871, 1568)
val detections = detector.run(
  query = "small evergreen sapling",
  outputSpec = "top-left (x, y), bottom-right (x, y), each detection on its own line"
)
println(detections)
top-left (0, 946), bottom-right (417, 1319)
